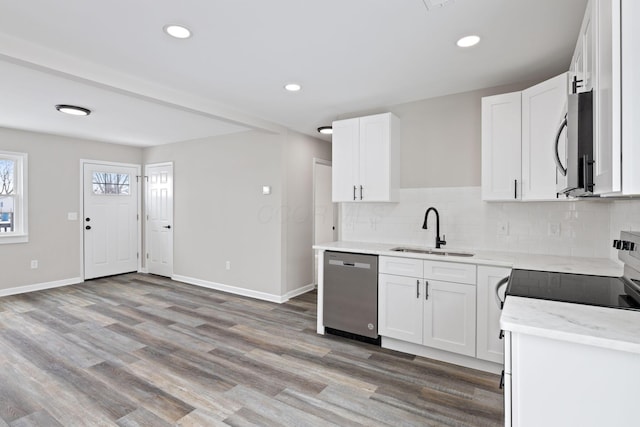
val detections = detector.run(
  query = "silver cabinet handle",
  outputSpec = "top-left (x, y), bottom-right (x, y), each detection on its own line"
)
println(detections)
top-left (353, 185), bottom-right (357, 201)
top-left (360, 185), bottom-right (363, 200)
top-left (425, 280), bottom-right (429, 300)
top-left (495, 276), bottom-right (509, 310)
top-left (555, 115), bottom-right (568, 176)
top-left (416, 279), bottom-right (420, 299)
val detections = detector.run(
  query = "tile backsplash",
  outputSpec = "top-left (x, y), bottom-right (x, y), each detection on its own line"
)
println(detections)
top-left (340, 187), bottom-right (640, 260)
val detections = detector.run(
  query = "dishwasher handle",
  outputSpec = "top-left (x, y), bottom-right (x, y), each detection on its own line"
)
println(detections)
top-left (328, 259), bottom-right (372, 269)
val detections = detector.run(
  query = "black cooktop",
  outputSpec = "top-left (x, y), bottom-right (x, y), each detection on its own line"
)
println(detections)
top-left (506, 269), bottom-right (640, 311)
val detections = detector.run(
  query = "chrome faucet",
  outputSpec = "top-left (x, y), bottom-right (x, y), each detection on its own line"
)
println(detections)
top-left (422, 207), bottom-right (446, 249)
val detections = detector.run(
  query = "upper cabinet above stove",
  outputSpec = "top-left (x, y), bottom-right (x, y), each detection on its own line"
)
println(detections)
top-left (332, 112), bottom-right (400, 203)
top-left (580, 0), bottom-right (640, 196)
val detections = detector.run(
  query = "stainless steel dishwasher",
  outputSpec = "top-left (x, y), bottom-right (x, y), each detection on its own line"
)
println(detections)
top-left (323, 251), bottom-right (379, 342)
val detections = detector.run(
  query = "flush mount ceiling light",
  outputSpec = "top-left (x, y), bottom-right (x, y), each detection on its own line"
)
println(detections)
top-left (284, 83), bottom-right (302, 92)
top-left (457, 35), bottom-right (481, 48)
top-left (55, 104), bottom-right (91, 116)
top-left (317, 126), bottom-right (333, 135)
top-left (164, 24), bottom-right (192, 39)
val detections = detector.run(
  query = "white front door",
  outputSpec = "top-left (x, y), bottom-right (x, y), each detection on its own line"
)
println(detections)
top-left (83, 162), bottom-right (140, 280)
top-left (145, 162), bottom-right (173, 277)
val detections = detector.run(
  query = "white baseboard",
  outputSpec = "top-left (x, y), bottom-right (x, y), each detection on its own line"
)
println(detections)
top-left (138, 268), bottom-right (149, 274)
top-left (283, 283), bottom-right (316, 301)
top-left (172, 274), bottom-right (293, 304)
top-left (0, 277), bottom-right (83, 298)
top-left (381, 336), bottom-right (503, 374)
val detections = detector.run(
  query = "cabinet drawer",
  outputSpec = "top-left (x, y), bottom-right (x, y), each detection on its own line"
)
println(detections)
top-left (379, 256), bottom-right (423, 277)
top-left (424, 260), bottom-right (476, 285)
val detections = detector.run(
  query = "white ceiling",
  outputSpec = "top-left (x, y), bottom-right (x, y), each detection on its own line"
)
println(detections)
top-left (0, 0), bottom-right (588, 146)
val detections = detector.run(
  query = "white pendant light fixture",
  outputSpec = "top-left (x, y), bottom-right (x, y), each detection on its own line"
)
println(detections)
top-left (55, 104), bottom-right (91, 116)
top-left (317, 126), bottom-right (333, 135)
top-left (457, 35), bottom-right (481, 48)
top-left (164, 24), bottom-right (192, 39)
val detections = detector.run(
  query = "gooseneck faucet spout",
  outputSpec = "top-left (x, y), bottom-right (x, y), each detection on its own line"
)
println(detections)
top-left (422, 207), bottom-right (447, 249)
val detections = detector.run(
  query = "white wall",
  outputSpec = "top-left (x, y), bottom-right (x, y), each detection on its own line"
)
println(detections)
top-left (143, 131), bottom-right (285, 297)
top-left (0, 127), bottom-right (142, 290)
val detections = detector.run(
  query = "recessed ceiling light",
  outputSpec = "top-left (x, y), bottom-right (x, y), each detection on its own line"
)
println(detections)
top-left (457, 35), bottom-right (480, 48)
top-left (55, 104), bottom-right (91, 116)
top-left (164, 24), bottom-right (192, 39)
top-left (284, 83), bottom-right (302, 92)
top-left (317, 126), bottom-right (333, 135)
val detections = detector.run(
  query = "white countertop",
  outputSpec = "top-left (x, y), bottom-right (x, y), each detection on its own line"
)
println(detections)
top-left (501, 296), bottom-right (640, 355)
top-left (313, 241), bottom-right (623, 276)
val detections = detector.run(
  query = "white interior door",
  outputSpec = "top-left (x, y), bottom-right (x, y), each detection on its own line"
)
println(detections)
top-left (145, 162), bottom-right (173, 277)
top-left (83, 162), bottom-right (139, 280)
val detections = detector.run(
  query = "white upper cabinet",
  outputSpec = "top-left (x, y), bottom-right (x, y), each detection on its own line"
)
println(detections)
top-left (586, 0), bottom-right (640, 195)
top-left (481, 92), bottom-right (522, 201)
top-left (521, 73), bottom-right (569, 200)
top-left (482, 73), bottom-right (568, 202)
top-left (332, 112), bottom-right (400, 202)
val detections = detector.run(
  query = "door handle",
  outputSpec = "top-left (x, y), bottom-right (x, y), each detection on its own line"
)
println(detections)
top-left (85, 225), bottom-right (91, 230)
top-left (162, 225), bottom-right (171, 229)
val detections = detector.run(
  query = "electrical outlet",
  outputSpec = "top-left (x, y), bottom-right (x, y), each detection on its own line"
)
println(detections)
top-left (225, 261), bottom-right (231, 270)
top-left (548, 222), bottom-right (561, 237)
top-left (30, 260), bottom-right (38, 269)
top-left (67, 212), bottom-right (78, 221)
top-left (497, 221), bottom-right (509, 236)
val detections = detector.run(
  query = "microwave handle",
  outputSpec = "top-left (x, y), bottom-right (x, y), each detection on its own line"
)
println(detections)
top-left (554, 115), bottom-right (568, 177)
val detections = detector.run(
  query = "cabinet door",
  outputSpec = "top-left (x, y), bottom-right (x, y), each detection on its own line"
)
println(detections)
top-left (594, 0), bottom-right (622, 195)
top-left (477, 266), bottom-right (511, 364)
top-left (423, 280), bottom-right (476, 357)
top-left (332, 118), bottom-right (360, 202)
top-left (378, 274), bottom-right (423, 344)
top-left (481, 92), bottom-right (522, 201)
top-left (359, 113), bottom-right (393, 202)
top-left (521, 73), bottom-right (568, 201)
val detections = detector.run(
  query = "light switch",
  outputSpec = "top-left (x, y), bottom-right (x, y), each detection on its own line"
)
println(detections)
top-left (262, 186), bottom-right (271, 195)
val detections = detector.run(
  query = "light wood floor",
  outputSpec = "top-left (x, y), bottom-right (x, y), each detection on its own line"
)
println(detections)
top-left (0, 273), bottom-right (503, 426)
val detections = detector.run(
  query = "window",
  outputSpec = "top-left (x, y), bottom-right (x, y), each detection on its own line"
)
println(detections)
top-left (92, 172), bottom-right (130, 195)
top-left (0, 151), bottom-right (28, 244)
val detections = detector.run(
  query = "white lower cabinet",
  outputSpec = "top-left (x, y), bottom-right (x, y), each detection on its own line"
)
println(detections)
top-left (423, 280), bottom-right (476, 357)
top-left (378, 273), bottom-right (422, 344)
top-left (506, 331), bottom-right (640, 427)
top-left (477, 266), bottom-right (511, 363)
top-left (378, 256), bottom-right (477, 358)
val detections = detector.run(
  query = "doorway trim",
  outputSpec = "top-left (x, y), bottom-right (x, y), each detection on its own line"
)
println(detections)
top-left (79, 159), bottom-right (142, 281)
top-left (312, 158), bottom-right (336, 286)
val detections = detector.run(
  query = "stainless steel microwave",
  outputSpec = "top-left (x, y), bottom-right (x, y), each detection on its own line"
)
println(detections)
top-left (554, 90), bottom-right (594, 197)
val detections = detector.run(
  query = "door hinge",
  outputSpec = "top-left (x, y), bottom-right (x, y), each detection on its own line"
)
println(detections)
top-left (137, 214), bottom-right (139, 221)
top-left (146, 253), bottom-right (149, 259)
top-left (137, 252), bottom-right (139, 259)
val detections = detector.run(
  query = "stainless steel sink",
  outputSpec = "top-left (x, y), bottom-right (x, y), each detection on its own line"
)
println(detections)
top-left (390, 247), bottom-right (474, 257)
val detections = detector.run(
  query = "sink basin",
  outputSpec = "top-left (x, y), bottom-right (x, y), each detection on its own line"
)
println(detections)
top-left (390, 247), bottom-right (474, 257)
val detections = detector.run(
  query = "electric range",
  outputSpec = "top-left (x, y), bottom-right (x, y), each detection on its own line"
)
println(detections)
top-left (505, 231), bottom-right (640, 311)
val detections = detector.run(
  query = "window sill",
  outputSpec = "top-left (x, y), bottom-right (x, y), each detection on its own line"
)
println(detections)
top-left (0, 234), bottom-right (28, 244)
